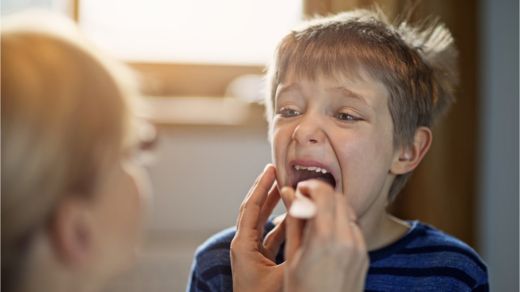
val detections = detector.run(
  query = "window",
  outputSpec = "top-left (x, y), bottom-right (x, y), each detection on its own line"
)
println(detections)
top-left (79, 0), bottom-right (303, 65)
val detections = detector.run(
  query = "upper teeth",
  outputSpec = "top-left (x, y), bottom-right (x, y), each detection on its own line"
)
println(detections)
top-left (294, 165), bottom-right (328, 174)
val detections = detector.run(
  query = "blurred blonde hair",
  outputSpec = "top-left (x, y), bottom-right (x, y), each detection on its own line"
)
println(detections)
top-left (1, 11), bottom-right (140, 285)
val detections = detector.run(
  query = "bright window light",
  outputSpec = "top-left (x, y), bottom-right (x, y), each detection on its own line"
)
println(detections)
top-left (79, 0), bottom-right (302, 65)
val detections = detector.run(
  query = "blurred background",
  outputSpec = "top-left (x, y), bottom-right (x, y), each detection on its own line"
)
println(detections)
top-left (2, 0), bottom-right (518, 291)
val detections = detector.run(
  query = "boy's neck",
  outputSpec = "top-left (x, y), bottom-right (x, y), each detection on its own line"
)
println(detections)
top-left (359, 212), bottom-right (410, 251)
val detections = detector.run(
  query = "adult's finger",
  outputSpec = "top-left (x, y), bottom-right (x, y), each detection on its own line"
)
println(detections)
top-left (263, 216), bottom-right (286, 261)
top-left (257, 183), bottom-right (281, 239)
top-left (296, 180), bottom-right (336, 238)
top-left (282, 187), bottom-right (306, 263)
top-left (280, 184), bottom-right (296, 209)
top-left (334, 192), bottom-right (355, 242)
top-left (235, 164), bottom-right (276, 240)
top-left (285, 214), bottom-right (306, 263)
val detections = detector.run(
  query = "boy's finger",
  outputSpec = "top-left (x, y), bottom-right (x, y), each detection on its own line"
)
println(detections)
top-left (256, 183), bottom-right (281, 238)
top-left (235, 164), bottom-right (276, 239)
top-left (262, 215), bottom-right (286, 261)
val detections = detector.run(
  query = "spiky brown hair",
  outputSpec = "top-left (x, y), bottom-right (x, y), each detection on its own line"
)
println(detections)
top-left (265, 8), bottom-right (458, 200)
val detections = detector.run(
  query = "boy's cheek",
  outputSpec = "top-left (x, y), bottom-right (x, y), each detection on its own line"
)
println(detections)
top-left (271, 148), bottom-right (286, 183)
top-left (271, 125), bottom-right (296, 208)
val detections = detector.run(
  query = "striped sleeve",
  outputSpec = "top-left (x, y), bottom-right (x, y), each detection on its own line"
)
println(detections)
top-left (186, 221), bottom-right (488, 291)
top-left (366, 222), bottom-right (489, 291)
top-left (186, 227), bottom-right (236, 292)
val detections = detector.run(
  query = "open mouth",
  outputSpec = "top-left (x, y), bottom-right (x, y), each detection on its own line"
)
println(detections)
top-left (290, 164), bottom-right (337, 189)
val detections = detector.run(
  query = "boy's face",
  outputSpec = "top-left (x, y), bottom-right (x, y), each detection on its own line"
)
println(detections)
top-left (271, 69), bottom-right (400, 218)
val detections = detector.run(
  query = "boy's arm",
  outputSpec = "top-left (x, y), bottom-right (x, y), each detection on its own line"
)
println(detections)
top-left (186, 263), bottom-right (207, 292)
top-left (186, 228), bottom-right (236, 292)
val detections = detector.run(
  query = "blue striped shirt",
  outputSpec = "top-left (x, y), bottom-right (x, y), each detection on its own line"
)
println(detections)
top-left (187, 221), bottom-right (488, 291)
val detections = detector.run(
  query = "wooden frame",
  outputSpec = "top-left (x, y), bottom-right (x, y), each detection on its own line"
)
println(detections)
top-left (71, 0), bottom-right (277, 97)
top-left (129, 62), bottom-right (263, 97)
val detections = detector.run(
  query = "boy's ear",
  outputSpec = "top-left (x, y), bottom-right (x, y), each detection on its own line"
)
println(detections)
top-left (390, 127), bottom-right (432, 175)
top-left (49, 196), bottom-right (94, 267)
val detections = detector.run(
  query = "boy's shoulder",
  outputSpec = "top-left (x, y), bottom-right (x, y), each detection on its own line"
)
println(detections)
top-left (188, 222), bottom-right (277, 292)
top-left (368, 221), bottom-right (488, 291)
top-left (192, 226), bottom-right (237, 271)
top-left (403, 221), bottom-right (487, 270)
top-left (188, 221), bottom-right (489, 291)
top-left (188, 226), bottom-right (236, 292)
top-left (193, 221), bottom-right (276, 260)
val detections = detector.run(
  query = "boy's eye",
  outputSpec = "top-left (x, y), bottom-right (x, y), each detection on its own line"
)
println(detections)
top-left (335, 112), bottom-right (361, 121)
top-left (278, 107), bottom-right (301, 118)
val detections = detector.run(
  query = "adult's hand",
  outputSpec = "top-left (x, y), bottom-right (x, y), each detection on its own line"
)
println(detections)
top-left (282, 180), bottom-right (369, 292)
top-left (230, 165), bottom-right (287, 292)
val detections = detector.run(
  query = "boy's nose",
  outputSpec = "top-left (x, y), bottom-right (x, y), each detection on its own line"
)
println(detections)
top-left (291, 116), bottom-right (326, 145)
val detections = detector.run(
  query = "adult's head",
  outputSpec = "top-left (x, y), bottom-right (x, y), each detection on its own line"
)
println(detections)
top-left (2, 11), bottom-right (153, 292)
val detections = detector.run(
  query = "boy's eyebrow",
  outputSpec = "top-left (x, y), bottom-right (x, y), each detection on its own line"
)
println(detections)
top-left (329, 86), bottom-right (369, 106)
top-left (276, 83), bottom-right (301, 97)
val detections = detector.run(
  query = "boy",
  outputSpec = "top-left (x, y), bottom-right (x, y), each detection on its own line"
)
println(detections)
top-left (188, 9), bottom-right (488, 291)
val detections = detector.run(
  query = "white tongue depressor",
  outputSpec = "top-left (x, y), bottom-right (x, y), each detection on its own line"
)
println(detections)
top-left (289, 189), bottom-right (317, 219)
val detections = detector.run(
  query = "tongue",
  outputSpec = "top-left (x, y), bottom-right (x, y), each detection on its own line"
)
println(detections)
top-left (294, 170), bottom-right (336, 189)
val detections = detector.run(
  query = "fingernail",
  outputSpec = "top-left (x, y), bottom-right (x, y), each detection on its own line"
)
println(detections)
top-left (280, 186), bottom-right (290, 194)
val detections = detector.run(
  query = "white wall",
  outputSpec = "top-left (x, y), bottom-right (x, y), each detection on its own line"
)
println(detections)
top-left (1, 0), bottom-right (69, 15)
top-left (146, 126), bottom-right (275, 234)
top-left (478, 0), bottom-right (519, 290)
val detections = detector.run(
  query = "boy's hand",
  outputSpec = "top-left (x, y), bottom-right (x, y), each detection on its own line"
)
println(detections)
top-left (281, 180), bottom-right (369, 292)
top-left (230, 164), bottom-right (287, 292)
